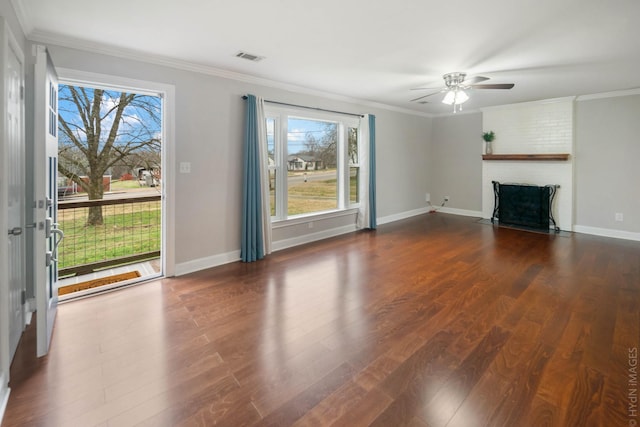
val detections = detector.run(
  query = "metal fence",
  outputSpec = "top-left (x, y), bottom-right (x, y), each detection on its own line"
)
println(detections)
top-left (57, 195), bottom-right (161, 277)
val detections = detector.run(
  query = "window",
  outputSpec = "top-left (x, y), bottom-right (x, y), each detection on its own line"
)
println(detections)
top-left (48, 80), bottom-right (57, 137)
top-left (348, 126), bottom-right (359, 205)
top-left (265, 106), bottom-right (360, 221)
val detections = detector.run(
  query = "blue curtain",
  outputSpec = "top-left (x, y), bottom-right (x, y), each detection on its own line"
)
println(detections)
top-left (368, 114), bottom-right (377, 229)
top-left (241, 95), bottom-right (264, 262)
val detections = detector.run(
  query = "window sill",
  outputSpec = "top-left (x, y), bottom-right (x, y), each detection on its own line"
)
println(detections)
top-left (272, 207), bottom-right (359, 229)
top-left (482, 153), bottom-right (570, 161)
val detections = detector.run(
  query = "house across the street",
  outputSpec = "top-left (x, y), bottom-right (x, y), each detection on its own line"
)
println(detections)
top-left (287, 154), bottom-right (324, 171)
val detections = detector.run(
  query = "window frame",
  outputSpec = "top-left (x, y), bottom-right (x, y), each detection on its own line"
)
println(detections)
top-left (347, 125), bottom-right (360, 206)
top-left (265, 105), bottom-right (361, 224)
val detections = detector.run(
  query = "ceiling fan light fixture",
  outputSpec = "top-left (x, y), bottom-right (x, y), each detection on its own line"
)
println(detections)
top-left (442, 89), bottom-right (469, 105)
top-left (442, 90), bottom-right (456, 105)
top-left (456, 89), bottom-right (469, 104)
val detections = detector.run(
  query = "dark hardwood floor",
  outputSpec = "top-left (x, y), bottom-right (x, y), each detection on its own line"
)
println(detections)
top-left (3, 213), bottom-right (639, 426)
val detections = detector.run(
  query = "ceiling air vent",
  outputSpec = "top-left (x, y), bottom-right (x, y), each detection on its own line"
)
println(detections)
top-left (235, 51), bottom-right (264, 62)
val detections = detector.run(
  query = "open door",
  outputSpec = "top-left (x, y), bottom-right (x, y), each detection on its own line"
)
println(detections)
top-left (33, 45), bottom-right (62, 357)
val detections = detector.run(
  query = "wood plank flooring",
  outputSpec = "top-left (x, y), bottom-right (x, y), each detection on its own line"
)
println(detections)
top-left (3, 213), bottom-right (639, 426)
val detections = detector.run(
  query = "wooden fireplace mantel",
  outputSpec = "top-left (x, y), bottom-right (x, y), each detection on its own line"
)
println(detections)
top-left (482, 153), bottom-right (570, 161)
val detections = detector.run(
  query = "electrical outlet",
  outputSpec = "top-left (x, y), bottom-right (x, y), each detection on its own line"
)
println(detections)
top-left (425, 193), bottom-right (430, 202)
top-left (444, 196), bottom-right (450, 202)
top-left (179, 162), bottom-right (191, 173)
top-left (615, 213), bottom-right (623, 222)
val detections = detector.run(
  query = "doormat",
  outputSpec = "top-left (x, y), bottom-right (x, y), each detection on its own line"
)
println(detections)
top-left (58, 271), bottom-right (141, 295)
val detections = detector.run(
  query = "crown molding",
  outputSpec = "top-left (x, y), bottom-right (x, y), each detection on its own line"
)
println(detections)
top-left (28, 30), bottom-right (432, 119)
top-left (576, 87), bottom-right (640, 101)
top-left (478, 88), bottom-right (640, 113)
top-left (480, 96), bottom-right (576, 113)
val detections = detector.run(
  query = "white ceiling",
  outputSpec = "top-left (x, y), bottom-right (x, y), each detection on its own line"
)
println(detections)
top-left (13, 0), bottom-right (640, 115)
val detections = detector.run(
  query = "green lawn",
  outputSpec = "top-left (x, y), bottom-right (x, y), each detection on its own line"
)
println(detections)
top-left (58, 201), bottom-right (161, 269)
top-left (272, 172), bottom-right (359, 216)
top-left (110, 179), bottom-right (160, 191)
top-left (110, 180), bottom-right (140, 190)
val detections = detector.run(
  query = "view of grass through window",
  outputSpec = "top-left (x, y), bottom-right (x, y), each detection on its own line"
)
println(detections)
top-left (287, 118), bottom-right (337, 215)
top-left (267, 116), bottom-right (359, 218)
top-left (58, 198), bottom-right (161, 270)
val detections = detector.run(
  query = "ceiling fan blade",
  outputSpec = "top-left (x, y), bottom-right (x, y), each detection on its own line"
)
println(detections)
top-left (470, 83), bottom-right (515, 90)
top-left (410, 91), bottom-right (443, 102)
top-left (463, 76), bottom-right (490, 85)
top-left (410, 86), bottom-right (442, 91)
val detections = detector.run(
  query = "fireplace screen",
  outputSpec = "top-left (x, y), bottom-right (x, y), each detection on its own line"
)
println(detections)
top-left (492, 182), bottom-right (559, 231)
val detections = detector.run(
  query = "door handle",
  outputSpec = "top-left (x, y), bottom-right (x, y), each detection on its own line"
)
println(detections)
top-left (50, 227), bottom-right (64, 262)
top-left (8, 227), bottom-right (23, 236)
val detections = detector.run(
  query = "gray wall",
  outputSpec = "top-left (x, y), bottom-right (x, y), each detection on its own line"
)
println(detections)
top-left (39, 44), bottom-right (432, 269)
top-left (376, 110), bottom-right (432, 218)
top-left (430, 112), bottom-right (483, 211)
top-left (575, 94), bottom-right (640, 233)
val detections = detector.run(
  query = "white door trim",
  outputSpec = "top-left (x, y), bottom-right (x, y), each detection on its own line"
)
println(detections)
top-left (55, 67), bottom-right (176, 276)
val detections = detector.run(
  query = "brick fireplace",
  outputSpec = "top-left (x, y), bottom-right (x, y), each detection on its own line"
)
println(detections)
top-left (481, 98), bottom-right (575, 231)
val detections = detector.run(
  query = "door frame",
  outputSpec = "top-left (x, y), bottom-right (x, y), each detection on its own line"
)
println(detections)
top-left (0, 16), bottom-right (25, 419)
top-left (56, 67), bottom-right (176, 278)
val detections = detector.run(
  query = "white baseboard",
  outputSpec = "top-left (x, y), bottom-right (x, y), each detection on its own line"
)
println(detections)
top-left (436, 207), bottom-right (483, 218)
top-left (272, 224), bottom-right (357, 251)
top-left (375, 206), bottom-right (483, 225)
top-left (573, 225), bottom-right (640, 242)
top-left (377, 207), bottom-right (430, 225)
top-left (174, 250), bottom-right (240, 276)
top-left (174, 225), bottom-right (358, 275)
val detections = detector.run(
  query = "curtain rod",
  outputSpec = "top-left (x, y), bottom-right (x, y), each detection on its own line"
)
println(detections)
top-left (242, 95), bottom-right (364, 118)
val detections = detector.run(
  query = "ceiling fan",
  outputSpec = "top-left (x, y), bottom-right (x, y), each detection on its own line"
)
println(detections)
top-left (411, 72), bottom-right (514, 112)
